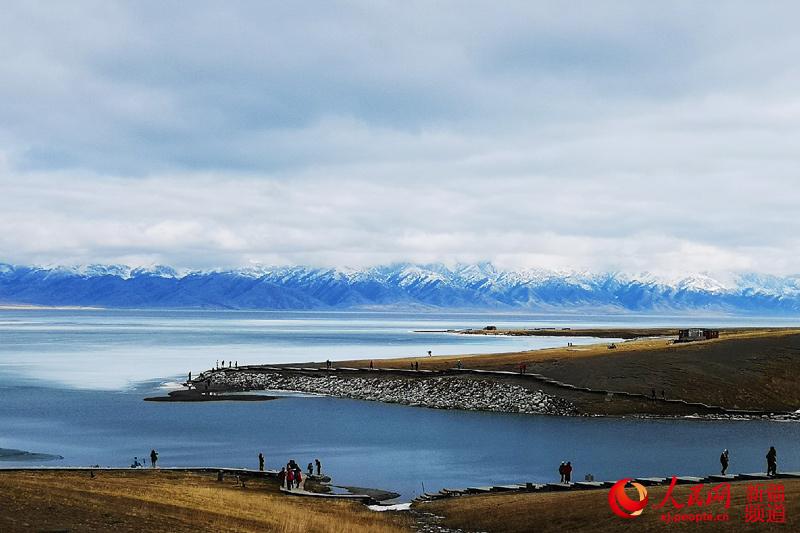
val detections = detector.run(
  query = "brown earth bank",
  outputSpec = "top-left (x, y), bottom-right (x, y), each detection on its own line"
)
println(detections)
top-left (421, 478), bottom-right (800, 533)
top-left (334, 328), bottom-right (800, 414)
top-left (0, 470), bottom-right (410, 533)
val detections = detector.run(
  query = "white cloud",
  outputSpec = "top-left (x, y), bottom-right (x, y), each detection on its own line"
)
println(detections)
top-left (0, 2), bottom-right (799, 275)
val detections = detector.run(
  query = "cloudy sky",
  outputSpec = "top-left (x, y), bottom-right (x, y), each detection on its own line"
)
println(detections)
top-left (1, 1), bottom-right (799, 274)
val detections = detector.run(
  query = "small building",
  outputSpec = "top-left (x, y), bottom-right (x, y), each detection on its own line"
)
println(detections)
top-left (677, 328), bottom-right (719, 342)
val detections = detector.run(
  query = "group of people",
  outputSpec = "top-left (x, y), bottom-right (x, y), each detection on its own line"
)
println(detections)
top-left (131, 449), bottom-right (159, 469)
top-left (719, 447), bottom-right (779, 477)
top-left (650, 388), bottom-right (667, 400)
top-left (555, 447), bottom-right (780, 484)
top-left (214, 360), bottom-right (238, 370)
top-left (558, 461), bottom-right (573, 483)
top-left (278, 458), bottom-right (322, 491)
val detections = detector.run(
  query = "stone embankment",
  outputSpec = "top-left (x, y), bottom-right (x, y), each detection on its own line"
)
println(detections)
top-left (203, 371), bottom-right (576, 416)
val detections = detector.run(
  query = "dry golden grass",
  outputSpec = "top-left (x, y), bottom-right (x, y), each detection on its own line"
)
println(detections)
top-left (0, 470), bottom-right (411, 533)
top-left (423, 478), bottom-right (800, 532)
top-left (348, 328), bottom-right (800, 371)
top-left (341, 328), bottom-right (800, 413)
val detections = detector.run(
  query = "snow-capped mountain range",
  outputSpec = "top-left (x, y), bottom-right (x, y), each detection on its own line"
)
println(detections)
top-left (2, 262), bottom-right (800, 314)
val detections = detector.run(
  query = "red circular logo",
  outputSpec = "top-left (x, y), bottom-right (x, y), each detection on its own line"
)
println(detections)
top-left (608, 478), bottom-right (649, 519)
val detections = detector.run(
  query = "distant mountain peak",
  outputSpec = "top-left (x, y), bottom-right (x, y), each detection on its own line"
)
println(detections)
top-left (0, 261), bottom-right (799, 314)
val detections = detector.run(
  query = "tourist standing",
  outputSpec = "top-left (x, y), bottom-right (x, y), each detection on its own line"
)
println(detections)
top-left (278, 467), bottom-right (286, 487)
top-left (315, 458), bottom-right (321, 476)
top-left (258, 452), bottom-right (265, 471)
top-left (767, 446), bottom-right (778, 476)
top-left (150, 449), bottom-right (158, 468)
top-left (307, 462), bottom-right (313, 476)
top-left (295, 468), bottom-right (302, 488)
top-left (564, 462), bottom-right (573, 483)
top-left (286, 466), bottom-right (294, 490)
top-left (720, 449), bottom-right (729, 475)
top-left (559, 462), bottom-right (566, 482)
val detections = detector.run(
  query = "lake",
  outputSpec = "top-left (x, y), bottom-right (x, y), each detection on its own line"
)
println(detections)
top-left (0, 309), bottom-right (798, 501)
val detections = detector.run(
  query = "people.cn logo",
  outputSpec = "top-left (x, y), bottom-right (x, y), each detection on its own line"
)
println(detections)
top-left (608, 478), bottom-right (649, 519)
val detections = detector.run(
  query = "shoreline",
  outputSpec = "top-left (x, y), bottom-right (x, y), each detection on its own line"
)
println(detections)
top-left (190, 326), bottom-right (800, 419)
top-left (1, 468), bottom-right (797, 532)
top-left (192, 367), bottom-right (800, 421)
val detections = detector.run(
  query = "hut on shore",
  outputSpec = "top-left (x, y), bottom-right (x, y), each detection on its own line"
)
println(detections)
top-left (677, 328), bottom-right (719, 342)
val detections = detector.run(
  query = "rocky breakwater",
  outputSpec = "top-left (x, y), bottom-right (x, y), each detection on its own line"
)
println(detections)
top-left (204, 371), bottom-right (576, 416)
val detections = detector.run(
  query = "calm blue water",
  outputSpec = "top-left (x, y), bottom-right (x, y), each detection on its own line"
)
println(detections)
top-left (0, 309), bottom-right (798, 501)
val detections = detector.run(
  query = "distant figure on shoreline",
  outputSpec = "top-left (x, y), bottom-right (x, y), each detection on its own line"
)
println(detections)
top-left (188, 371), bottom-right (192, 383)
top-left (278, 467), bottom-right (286, 487)
top-left (767, 446), bottom-right (777, 476)
top-left (518, 362), bottom-right (526, 374)
top-left (564, 461), bottom-right (572, 483)
top-left (286, 467), bottom-right (294, 490)
top-left (258, 452), bottom-right (264, 471)
top-left (415, 361), bottom-right (419, 371)
top-left (235, 361), bottom-right (238, 368)
top-left (150, 449), bottom-right (158, 468)
top-left (559, 461), bottom-right (566, 482)
top-left (315, 458), bottom-right (321, 476)
top-left (369, 360), bottom-right (374, 370)
top-left (720, 449), bottom-right (729, 475)
top-left (131, 456), bottom-right (142, 468)
top-left (456, 360), bottom-right (462, 369)
top-left (427, 350), bottom-right (432, 357)
top-left (215, 360), bottom-right (219, 369)
top-left (307, 462), bottom-right (313, 476)
top-left (221, 360), bottom-right (225, 368)
top-left (326, 359), bottom-right (332, 369)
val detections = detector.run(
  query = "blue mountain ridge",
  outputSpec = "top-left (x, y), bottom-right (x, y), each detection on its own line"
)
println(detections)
top-left (1, 262), bottom-right (800, 314)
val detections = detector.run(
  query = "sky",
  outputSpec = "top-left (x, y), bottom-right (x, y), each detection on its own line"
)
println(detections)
top-left (1, 1), bottom-right (799, 275)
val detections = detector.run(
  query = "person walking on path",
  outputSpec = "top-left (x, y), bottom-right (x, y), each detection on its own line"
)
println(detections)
top-left (720, 449), bottom-right (729, 475)
top-left (564, 461), bottom-right (573, 483)
top-left (258, 453), bottom-right (265, 471)
top-left (150, 449), bottom-right (158, 468)
top-left (286, 467), bottom-right (294, 490)
top-left (295, 468), bottom-right (302, 488)
top-left (315, 458), bottom-right (321, 476)
top-left (767, 446), bottom-right (778, 477)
